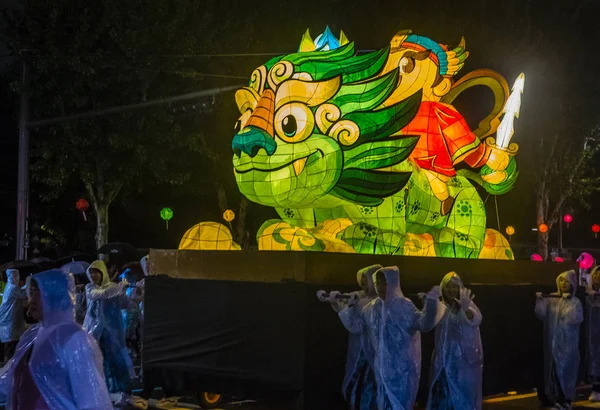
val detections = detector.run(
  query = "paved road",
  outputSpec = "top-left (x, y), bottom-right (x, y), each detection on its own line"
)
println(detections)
top-left (138, 392), bottom-right (600, 409)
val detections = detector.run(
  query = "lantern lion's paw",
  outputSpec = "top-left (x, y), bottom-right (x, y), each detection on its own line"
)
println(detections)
top-left (178, 222), bottom-right (242, 251)
top-left (257, 219), bottom-right (355, 253)
top-left (479, 228), bottom-right (514, 260)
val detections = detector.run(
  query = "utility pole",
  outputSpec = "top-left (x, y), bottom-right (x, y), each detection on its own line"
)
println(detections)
top-left (15, 58), bottom-right (30, 260)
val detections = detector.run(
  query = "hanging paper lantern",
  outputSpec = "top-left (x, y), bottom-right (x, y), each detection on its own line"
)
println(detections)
top-left (563, 214), bottom-right (573, 224)
top-left (160, 207), bottom-right (173, 230)
top-left (223, 209), bottom-right (235, 223)
top-left (505, 226), bottom-right (515, 242)
top-left (531, 254), bottom-right (543, 262)
top-left (594, 224), bottom-right (600, 238)
top-left (76, 198), bottom-right (89, 222)
top-left (538, 223), bottom-right (549, 233)
top-left (554, 257), bottom-right (564, 263)
top-left (578, 252), bottom-right (594, 270)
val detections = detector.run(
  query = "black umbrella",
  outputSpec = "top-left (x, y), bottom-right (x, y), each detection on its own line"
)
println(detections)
top-left (0, 260), bottom-right (43, 279)
top-left (30, 257), bottom-right (57, 270)
top-left (97, 242), bottom-right (139, 261)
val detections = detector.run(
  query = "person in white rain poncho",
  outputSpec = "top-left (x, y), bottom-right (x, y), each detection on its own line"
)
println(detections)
top-left (84, 260), bottom-right (135, 402)
top-left (426, 272), bottom-right (483, 410)
top-left (585, 266), bottom-right (600, 402)
top-left (318, 264), bottom-right (381, 410)
top-left (0, 269), bottom-right (27, 360)
top-left (0, 269), bottom-right (112, 409)
top-left (535, 270), bottom-right (583, 410)
top-left (340, 266), bottom-right (440, 410)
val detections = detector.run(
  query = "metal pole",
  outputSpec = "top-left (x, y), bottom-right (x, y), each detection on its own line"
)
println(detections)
top-left (15, 59), bottom-right (30, 260)
top-left (28, 85), bottom-right (243, 128)
top-left (559, 210), bottom-right (563, 251)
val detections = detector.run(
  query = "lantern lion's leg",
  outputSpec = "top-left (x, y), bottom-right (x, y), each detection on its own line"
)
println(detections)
top-left (433, 179), bottom-right (487, 258)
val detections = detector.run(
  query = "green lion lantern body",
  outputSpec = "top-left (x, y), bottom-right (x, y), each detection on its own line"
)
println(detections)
top-left (228, 27), bottom-right (521, 259)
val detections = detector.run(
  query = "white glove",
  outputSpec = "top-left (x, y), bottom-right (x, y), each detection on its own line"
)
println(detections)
top-left (347, 292), bottom-right (360, 307)
top-left (455, 288), bottom-right (474, 311)
top-left (562, 293), bottom-right (570, 300)
top-left (121, 278), bottom-right (129, 287)
top-left (425, 286), bottom-right (441, 300)
top-left (535, 292), bottom-right (543, 299)
top-left (329, 291), bottom-right (341, 303)
top-left (316, 290), bottom-right (327, 302)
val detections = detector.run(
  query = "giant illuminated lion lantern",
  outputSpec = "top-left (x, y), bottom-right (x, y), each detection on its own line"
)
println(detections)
top-left (184, 27), bottom-right (523, 259)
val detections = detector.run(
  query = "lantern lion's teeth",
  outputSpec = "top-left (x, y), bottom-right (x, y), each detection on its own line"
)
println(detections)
top-left (292, 157), bottom-right (308, 176)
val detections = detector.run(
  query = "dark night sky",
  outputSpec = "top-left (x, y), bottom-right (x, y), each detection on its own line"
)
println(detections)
top-left (1, 0), bottom-right (600, 260)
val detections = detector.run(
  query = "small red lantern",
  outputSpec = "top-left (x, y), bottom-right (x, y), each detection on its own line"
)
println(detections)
top-left (76, 198), bottom-right (89, 222)
top-left (593, 224), bottom-right (600, 238)
top-left (563, 214), bottom-right (573, 228)
top-left (538, 223), bottom-right (549, 234)
top-left (531, 254), bottom-right (543, 262)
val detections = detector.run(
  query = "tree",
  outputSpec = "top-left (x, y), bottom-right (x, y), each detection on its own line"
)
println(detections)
top-left (1, 0), bottom-right (223, 248)
top-left (535, 127), bottom-right (600, 260)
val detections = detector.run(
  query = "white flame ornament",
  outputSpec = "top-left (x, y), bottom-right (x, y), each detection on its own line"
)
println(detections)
top-left (496, 73), bottom-right (525, 149)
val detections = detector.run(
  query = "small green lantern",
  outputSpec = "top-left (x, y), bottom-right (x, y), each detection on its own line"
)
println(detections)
top-left (160, 207), bottom-right (173, 230)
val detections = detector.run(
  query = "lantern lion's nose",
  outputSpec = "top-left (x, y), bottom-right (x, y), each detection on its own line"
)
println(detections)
top-left (232, 126), bottom-right (277, 158)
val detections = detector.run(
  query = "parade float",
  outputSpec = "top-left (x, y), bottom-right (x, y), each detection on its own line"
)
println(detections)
top-left (145, 29), bottom-right (572, 409)
top-left (179, 27), bottom-right (524, 260)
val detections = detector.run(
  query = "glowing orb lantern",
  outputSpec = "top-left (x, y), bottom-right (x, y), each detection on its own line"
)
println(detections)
top-left (593, 224), bottom-right (600, 238)
top-left (554, 257), bottom-right (564, 263)
top-left (76, 198), bottom-right (89, 222)
top-left (578, 252), bottom-right (594, 270)
top-left (538, 224), bottom-right (549, 233)
top-left (160, 207), bottom-right (173, 230)
top-left (531, 254), bottom-right (543, 262)
top-left (563, 214), bottom-right (573, 228)
top-left (505, 226), bottom-right (515, 241)
top-left (223, 209), bottom-right (235, 223)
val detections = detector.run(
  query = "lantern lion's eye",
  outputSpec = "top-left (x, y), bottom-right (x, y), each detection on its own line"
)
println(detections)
top-left (274, 103), bottom-right (314, 143)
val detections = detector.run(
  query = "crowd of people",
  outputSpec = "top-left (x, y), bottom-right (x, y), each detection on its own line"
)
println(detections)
top-left (318, 265), bottom-right (600, 410)
top-left (0, 255), bottom-right (150, 409)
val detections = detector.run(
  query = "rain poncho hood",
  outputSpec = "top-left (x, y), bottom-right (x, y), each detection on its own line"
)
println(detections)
top-left (427, 272), bottom-right (483, 410)
top-left (0, 269), bottom-right (26, 343)
top-left (585, 266), bottom-right (600, 377)
top-left (0, 269), bottom-right (112, 409)
top-left (557, 269), bottom-right (578, 295)
top-left (341, 265), bottom-right (438, 410)
top-left (140, 255), bottom-right (150, 277)
top-left (535, 269), bottom-right (584, 401)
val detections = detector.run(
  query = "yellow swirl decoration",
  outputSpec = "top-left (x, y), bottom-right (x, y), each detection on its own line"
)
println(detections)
top-left (268, 61), bottom-right (294, 90)
top-left (249, 66), bottom-right (267, 95)
top-left (328, 120), bottom-right (360, 146)
top-left (315, 104), bottom-right (341, 134)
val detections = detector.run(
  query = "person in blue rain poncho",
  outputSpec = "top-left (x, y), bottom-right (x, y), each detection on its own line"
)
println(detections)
top-left (340, 266), bottom-right (440, 410)
top-left (426, 272), bottom-right (483, 410)
top-left (317, 264), bottom-right (382, 410)
top-left (0, 269), bottom-right (112, 409)
top-left (535, 269), bottom-right (583, 410)
top-left (585, 266), bottom-right (600, 402)
top-left (0, 269), bottom-right (27, 360)
top-left (84, 260), bottom-right (135, 402)
top-left (119, 262), bottom-right (143, 360)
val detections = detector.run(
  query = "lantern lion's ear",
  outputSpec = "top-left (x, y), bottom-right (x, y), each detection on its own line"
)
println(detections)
top-left (235, 88), bottom-right (260, 114)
